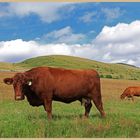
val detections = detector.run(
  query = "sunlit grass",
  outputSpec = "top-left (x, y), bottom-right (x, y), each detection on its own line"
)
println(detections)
top-left (1, 99), bottom-right (140, 137)
top-left (1, 71), bottom-right (140, 137)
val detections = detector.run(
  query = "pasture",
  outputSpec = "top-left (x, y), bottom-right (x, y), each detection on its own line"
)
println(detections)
top-left (1, 71), bottom-right (140, 138)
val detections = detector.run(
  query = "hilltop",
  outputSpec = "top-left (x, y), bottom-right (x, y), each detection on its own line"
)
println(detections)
top-left (0, 55), bottom-right (140, 80)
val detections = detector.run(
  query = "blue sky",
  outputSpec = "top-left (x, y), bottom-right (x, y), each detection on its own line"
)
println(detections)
top-left (0, 2), bottom-right (140, 66)
top-left (0, 2), bottom-right (140, 42)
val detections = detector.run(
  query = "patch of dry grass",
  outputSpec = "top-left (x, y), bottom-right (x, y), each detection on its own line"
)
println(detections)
top-left (0, 72), bottom-right (15, 101)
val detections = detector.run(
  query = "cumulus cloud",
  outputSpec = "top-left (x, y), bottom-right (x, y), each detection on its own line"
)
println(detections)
top-left (92, 20), bottom-right (140, 66)
top-left (95, 21), bottom-right (140, 44)
top-left (1, 20), bottom-right (140, 67)
top-left (43, 26), bottom-right (85, 44)
top-left (0, 39), bottom-right (96, 63)
top-left (0, 39), bottom-right (38, 62)
top-left (0, 39), bottom-right (73, 62)
top-left (0, 3), bottom-right (73, 23)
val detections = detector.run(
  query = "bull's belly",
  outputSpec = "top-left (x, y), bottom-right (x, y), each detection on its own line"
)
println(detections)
top-left (53, 97), bottom-right (80, 103)
top-left (53, 85), bottom-right (90, 103)
top-left (52, 94), bottom-right (85, 103)
top-left (134, 94), bottom-right (140, 97)
top-left (28, 100), bottom-right (44, 106)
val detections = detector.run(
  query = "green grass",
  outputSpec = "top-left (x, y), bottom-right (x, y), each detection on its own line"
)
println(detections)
top-left (1, 77), bottom-right (140, 138)
top-left (1, 99), bottom-right (140, 137)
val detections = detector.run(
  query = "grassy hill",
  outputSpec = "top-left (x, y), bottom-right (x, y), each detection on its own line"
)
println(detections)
top-left (15, 55), bottom-right (140, 80)
top-left (0, 55), bottom-right (140, 80)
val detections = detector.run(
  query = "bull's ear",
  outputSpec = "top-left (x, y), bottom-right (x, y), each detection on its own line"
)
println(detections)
top-left (3, 78), bottom-right (13, 85)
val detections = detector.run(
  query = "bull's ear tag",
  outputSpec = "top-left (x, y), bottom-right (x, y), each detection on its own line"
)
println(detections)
top-left (28, 81), bottom-right (32, 86)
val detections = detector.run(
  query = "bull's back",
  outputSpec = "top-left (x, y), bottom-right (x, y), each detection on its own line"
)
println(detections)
top-left (123, 87), bottom-right (140, 96)
top-left (50, 68), bottom-right (99, 86)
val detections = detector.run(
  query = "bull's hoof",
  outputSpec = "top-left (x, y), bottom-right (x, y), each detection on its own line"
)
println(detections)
top-left (82, 115), bottom-right (89, 119)
top-left (101, 112), bottom-right (106, 118)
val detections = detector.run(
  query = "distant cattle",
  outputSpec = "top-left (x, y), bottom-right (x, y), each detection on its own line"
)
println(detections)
top-left (120, 87), bottom-right (140, 101)
top-left (3, 67), bottom-right (105, 120)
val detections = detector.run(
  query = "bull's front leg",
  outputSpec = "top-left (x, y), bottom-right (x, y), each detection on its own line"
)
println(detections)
top-left (44, 98), bottom-right (52, 120)
top-left (131, 96), bottom-right (134, 102)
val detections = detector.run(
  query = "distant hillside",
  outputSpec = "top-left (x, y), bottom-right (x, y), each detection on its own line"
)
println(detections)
top-left (15, 55), bottom-right (140, 80)
top-left (0, 55), bottom-right (140, 80)
top-left (117, 63), bottom-right (138, 68)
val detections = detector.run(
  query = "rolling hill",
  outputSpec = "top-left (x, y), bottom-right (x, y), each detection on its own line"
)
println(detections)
top-left (1, 55), bottom-right (140, 80)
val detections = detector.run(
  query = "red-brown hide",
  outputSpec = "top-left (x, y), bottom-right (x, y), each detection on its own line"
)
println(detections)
top-left (3, 67), bottom-right (105, 119)
top-left (120, 86), bottom-right (140, 101)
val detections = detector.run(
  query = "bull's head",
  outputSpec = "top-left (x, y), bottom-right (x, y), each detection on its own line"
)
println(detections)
top-left (3, 73), bottom-right (32, 101)
top-left (120, 94), bottom-right (125, 100)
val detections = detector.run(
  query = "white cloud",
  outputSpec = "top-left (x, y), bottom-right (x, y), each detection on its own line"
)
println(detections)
top-left (0, 39), bottom-right (96, 62)
top-left (1, 20), bottom-right (140, 67)
top-left (0, 39), bottom-right (73, 62)
top-left (101, 7), bottom-right (124, 20)
top-left (43, 26), bottom-right (85, 44)
top-left (0, 39), bottom-right (38, 62)
top-left (0, 3), bottom-right (72, 23)
top-left (95, 21), bottom-right (140, 44)
top-left (92, 20), bottom-right (140, 66)
top-left (79, 12), bottom-right (96, 23)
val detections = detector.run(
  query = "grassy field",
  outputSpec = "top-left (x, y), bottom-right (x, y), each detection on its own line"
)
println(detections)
top-left (1, 72), bottom-right (140, 137)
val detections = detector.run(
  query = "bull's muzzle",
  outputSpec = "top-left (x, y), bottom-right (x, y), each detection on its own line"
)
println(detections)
top-left (15, 95), bottom-right (24, 101)
top-left (120, 95), bottom-right (125, 100)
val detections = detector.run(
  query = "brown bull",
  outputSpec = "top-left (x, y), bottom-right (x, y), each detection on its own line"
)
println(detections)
top-left (120, 87), bottom-right (140, 101)
top-left (3, 67), bottom-right (105, 119)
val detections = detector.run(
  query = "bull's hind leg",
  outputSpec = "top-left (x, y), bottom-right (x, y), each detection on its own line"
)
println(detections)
top-left (84, 99), bottom-right (92, 118)
top-left (92, 94), bottom-right (105, 118)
